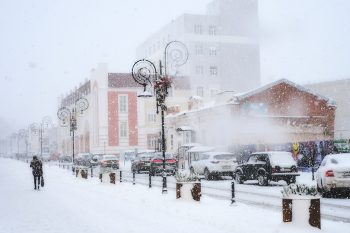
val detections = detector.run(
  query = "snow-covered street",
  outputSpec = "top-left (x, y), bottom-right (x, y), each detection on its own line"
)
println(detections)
top-left (1, 158), bottom-right (349, 233)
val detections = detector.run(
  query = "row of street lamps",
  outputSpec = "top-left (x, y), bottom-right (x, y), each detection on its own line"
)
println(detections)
top-left (1, 116), bottom-right (53, 158)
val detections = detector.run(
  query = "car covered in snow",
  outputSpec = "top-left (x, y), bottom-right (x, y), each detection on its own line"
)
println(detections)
top-left (316, 153), bottom-right (350, 197)
top-left (41, 153), bottom-right (51, 162)
top-left (190, 152), bottom-right (237, 180)
top-left (90, 154), bottom-right (103, 167)
top-left (235, 151), bottom-right (300, 186)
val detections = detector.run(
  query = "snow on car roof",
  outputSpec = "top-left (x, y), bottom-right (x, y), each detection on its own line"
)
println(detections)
top-left (187, 146), bottom-right (214, 153)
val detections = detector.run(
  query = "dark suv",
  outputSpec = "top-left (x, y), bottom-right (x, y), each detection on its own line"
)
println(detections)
top-left (149, 152), bottom-right (177, 176)
top-left (131, 152), bottom-right (154, 173)
top-left (235, 151), bottom-right (300, 186)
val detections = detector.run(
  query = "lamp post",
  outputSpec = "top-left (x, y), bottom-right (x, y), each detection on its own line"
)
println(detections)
top-left (17, 129), bottom-right (26, 156)
top-left (30, 116), bottom-right (52, 157)
top-left (57, 97), bottom-right (89, 173)
top-left (131, 41), bottom-right (188, 194)
top-left (11, 133), bottom-right (17, 157)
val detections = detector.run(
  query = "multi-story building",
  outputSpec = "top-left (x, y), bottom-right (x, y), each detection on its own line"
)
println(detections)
top-left (136, 0), bottom-right (260, 97)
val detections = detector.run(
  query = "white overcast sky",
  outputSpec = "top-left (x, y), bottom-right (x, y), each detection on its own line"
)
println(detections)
top-left (1, 0), bottom-right (350, 138)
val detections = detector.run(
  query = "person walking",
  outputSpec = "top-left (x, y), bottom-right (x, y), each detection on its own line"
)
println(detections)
top-left (30, 156), bottom-right (43, 190)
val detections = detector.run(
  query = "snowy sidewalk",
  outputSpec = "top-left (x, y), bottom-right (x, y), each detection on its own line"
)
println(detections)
top-left (0, 158), bottom-right (348, 233)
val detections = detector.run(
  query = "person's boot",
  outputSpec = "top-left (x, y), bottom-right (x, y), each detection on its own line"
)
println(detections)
top-left (34, 187), bottom-right (36, 190)
top-left (38, 186), bottom-right (40, 191)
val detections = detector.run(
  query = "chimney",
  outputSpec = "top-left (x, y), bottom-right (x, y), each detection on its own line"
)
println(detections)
top-left (167, 105), bottom-right (180, 115)
top-left (79, 82), bottom-right (82, 88)
top-left (85, 78), bottom-right (88, 83)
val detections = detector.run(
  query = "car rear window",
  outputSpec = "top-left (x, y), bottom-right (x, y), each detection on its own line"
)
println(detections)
top-left (213, 154), bottom-right (236, 160)
top-left (327, 155), bottom-right (350, 166)
top-left (269, 153), bottom-right (295, 164)
top-left (153, 153), bottom-right (173, 159)
top-left (105, 156), bottom-right (117, 160)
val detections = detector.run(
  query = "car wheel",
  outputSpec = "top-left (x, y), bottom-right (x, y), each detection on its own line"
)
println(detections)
top-left (190, 167), bottom-right (195, 174)
top-left (235, 172), bottom-right (244, 184)
top-left (204, 169), bottom-right (211, 181)
top-left (258, 173), bottom-right (268, 186)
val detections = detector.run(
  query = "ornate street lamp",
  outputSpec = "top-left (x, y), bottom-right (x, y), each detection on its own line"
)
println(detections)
top-left (57, 97), bottom-right (89, 173)
top-left (17, 129), bottom-right (26, 156)
top-left (30, 116), bottom-right (52, 157)
top-left (131, 41), bottom-right (188, 194)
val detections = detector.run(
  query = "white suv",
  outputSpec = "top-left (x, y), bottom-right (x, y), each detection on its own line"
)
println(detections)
top-left (190, 152), bottom-right (238, 180)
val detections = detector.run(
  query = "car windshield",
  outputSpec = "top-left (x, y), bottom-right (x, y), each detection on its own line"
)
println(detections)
top-left (213, 154), bottom-right (236, 160)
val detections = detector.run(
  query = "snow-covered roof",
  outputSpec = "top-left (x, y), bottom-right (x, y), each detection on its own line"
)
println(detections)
top-left (235, 78), bottom-right (338, 106)
top-left (187, 146), bottom-right (215, 153)
top-left (182, 143), bottom-right (202, 147)
top-left (176, 126), bottom-right (194, 131)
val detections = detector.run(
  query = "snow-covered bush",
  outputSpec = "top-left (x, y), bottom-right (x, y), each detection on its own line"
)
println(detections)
top-left (281, 184), bottom-right (318, 197)
top-left (100, 166), bottom-right (113, 174)
top-left (174, 171), bottom-right (198, 182)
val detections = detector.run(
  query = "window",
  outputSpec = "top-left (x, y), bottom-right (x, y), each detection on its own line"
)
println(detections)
top-left (196, 86), bottom-right (204, 97)
top-left (153, 44), bottom-right (156, 53)
top-left (210, 89), bottom-right (218, 97)
top-left (119, 95), bottom-right (127, 112)
top-left (168, 34), bottom-right (170, 42)
top-left (158, 41), bottom-right (160, 50)
top-left (167, 86), bottom-right (173, 97)
top-left (170, 135), bottom-right (173, 149)
top-left (196, 66), bottom-right (203, 75)
top-left (209, 47), bottom-right (217, 56)
top-left (145, 49), bottom-right (147, 57)
top-left (195, 45), bottom-right (203, 55)
top-left (183, 131), bottom-right (190, 144)
top-left (148, 113), bottom-right (156, 123)
top-left (163, 38), bottom-right (165, 47)
top-left (210, 66), bottom-right (217, 76)
top-left (149, 135), bottom-right (157, 148)
top-left (209, 26), bottom-right (216, 35)
top-left (149, 47), bottom-right (151, 55)
top-left (195, 25), bottom-right (202, 34)
top-left (120, 122), bottom-right (127, 138)
top-left (202, 130), bottom-right (206, 145)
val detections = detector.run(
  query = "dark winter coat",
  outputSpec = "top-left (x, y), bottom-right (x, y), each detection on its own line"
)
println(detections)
top-left (30, 159), bottom-right (43, 176)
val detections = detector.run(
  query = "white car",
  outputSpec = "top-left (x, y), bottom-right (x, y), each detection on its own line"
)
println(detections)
top-left (190, 152), bottom-right (238, 180)
top-left (316, 153), bottom-right (350, 197)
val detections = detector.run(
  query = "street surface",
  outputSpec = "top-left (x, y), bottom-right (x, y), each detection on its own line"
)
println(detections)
top-left (1, 158), bottom-right (349, 233)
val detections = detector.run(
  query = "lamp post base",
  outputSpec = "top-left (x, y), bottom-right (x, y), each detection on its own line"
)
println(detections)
top-left (162, 174), bottom-right (167, 194)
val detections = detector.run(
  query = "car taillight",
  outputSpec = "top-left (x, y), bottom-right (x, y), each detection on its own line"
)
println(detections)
top-left (325, 170), bottom-right (334, 177)
top-left (153, 160), bottom-right (162, 162)
top-left (296, 167), bottom-right (299, 172)
top-left (103, 160), bottom-right (106, 163)
top-left (210, 161), bottom-right (220, 164)
top-left (167, 159), bottom-right (176, 162)
top-left (139, 161), bottom-right (145, 164)
top-left (117, 160), bottom-right (119, 162)
top-left (271, 168), bottom-right (276, 173)
top-left (232, 160), bottom-right (237, 163)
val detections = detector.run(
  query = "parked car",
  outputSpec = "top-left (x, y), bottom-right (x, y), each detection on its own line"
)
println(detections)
top-left (190, 152), bottom-right (238, 180)
top-left (316, 154), bottom-right (350, 197)
top-left (81, 154), bottom-right (94, 167)
top-left (235, 151), bottom-right (300, 186)
top-left (50, 154), bottom-right (59, 161)
top-left (90, 154), bottom-right (103, 167)
top-left (41, 153), bottom-right (51, 162)
top-left (74, 153), bottom-right (90, 165)
top-left (149, 152), bottom-right (177, 176)
top-left (99, 155), bottom-right (119, 169)
top-left (131, 152), bottom-right (154, 173)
